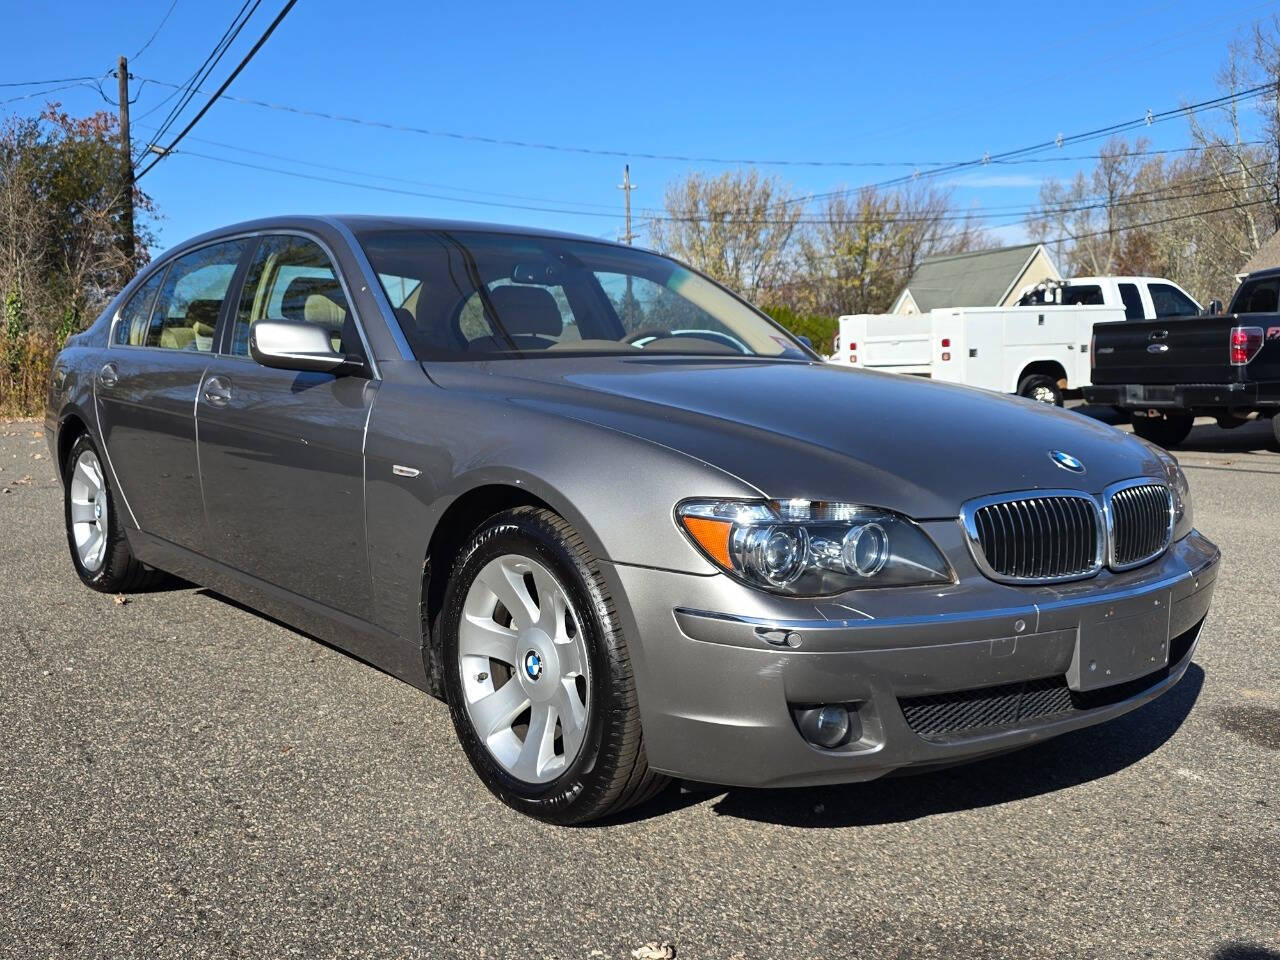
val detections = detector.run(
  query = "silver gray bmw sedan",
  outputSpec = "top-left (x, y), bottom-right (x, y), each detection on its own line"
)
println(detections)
top-left (46, 216), bottom-right (1220, 823)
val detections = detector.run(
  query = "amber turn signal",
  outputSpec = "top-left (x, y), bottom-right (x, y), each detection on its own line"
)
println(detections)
top-left (679, 515), bottom-right (734, 570)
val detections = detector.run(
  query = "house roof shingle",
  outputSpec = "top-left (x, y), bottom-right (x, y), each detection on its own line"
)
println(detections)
top-left (900, 243), bottom-right (1044, 312)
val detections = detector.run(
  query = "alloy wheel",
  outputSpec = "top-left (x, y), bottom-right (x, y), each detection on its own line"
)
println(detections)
top-left (457, 553), bottom-right (591, 784)
top-left (69, 450), bottom-right (109, 573)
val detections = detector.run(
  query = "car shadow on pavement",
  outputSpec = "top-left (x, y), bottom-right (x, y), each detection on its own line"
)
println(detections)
top-left (1213, 945), bottom-right (1280, 960)
top-left (691, 664), bottom-right (1205, 829)
top-left (1072, 404), bottom-right (1279, 454)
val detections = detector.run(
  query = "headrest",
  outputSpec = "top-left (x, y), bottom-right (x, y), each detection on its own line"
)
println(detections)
top-left (282, 276), bottom-right (343, 322)
top-left (185, 299), bottom-right (221, 329)
top-left (488, 285), bottom-right (563, 336)
top-left (305, 293), bottom-right (346, 329)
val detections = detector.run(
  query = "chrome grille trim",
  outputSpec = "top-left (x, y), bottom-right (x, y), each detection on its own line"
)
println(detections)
top-left (1104, 479), bottom-right (1174, 571)
top-left (960, 490), bottom-right (1103, 585)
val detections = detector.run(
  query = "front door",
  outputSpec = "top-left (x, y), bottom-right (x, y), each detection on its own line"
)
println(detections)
top-left (95, 239), bottom-right (249, 550)
top-left (195, 234), bottom-right (376, 620)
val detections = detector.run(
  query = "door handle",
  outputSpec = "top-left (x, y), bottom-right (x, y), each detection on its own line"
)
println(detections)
top-left (98, 363), bottom-right (118, 388)
top-left (203, 375), bottom-right (232, 407)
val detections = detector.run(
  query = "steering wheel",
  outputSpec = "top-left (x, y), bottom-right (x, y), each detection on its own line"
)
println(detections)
top-left (623, 326), bottom-right (678, 346)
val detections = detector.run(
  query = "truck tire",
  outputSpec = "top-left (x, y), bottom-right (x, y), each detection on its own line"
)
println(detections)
top-left (1131, 414), bottom-right (1194, 448)
top-left (1272, 413), bottom-right (1280, 449)
top-left (1017, 374), bottom-right (1064, 406)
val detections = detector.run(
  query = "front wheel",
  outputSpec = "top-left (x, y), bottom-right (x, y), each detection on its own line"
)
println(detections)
top-left (441, 506), bottom-right (668, 824)
top-left (1017, 374), bottom-right (1064, 406)
top-left (1131, 413), bottom-right (1194, 448)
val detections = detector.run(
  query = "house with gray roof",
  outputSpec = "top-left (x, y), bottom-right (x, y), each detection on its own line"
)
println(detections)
top-left (891, 243), bottom-right (1060, 315)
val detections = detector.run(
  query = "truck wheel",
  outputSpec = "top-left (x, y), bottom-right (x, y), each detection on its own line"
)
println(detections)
top-left (1272, 413), bottom-right (1280, 450)
top-left (1131, 414), bottom-right (1194, 448)
top-left (1017, 375), bottom-right (1063, 406)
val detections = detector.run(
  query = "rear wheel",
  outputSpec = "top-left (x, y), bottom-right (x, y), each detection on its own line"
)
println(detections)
top-left (1272, 413), bottom-right (1280, 449)
top-left (441, 506), bottom-right (668, 824)
top-left (1131, 413), bottom-right (1194, 448)
top-left (63, 433), bottom-right (164, 592)
top-left (1017, 374), bottom-right (1064, 406)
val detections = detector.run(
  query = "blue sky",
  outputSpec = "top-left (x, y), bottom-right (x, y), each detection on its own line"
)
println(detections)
top-left (4, 0), bottom-right (1277, 256)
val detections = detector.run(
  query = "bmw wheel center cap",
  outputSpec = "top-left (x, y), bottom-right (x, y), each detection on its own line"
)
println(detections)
top-left (523, 650), bottom-right (543, 681)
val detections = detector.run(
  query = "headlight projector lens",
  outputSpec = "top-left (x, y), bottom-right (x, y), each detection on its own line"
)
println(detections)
top-left (842, 522), bottom-right (889, 577)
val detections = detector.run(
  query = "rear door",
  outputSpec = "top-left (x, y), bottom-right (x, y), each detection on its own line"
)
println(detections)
top-left (95, 238), bottom-right (250, 549)
top-left (195, 233), bottom-right (377, 620)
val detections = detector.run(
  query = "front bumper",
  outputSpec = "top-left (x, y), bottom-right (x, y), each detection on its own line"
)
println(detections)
top-left (602, 528), bottom-right (1219, 788)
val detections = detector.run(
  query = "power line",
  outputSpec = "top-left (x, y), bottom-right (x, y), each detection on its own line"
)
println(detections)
top-left (0, 76), bottom-right (98, 88)
top-left (132, 0), bottom-right (182, 61)
top-left (0, 80), bottom-right (97, 107)
top-left (143, 0), bottom-right (259, 151)
top-left (130, 123), bottom-right (627, 210)
top-left (137, 0), bottom-right (297, 180)
top-left (165, 141), bottom-right (1274, 231)
top-left (128, 72), bottom-right (1274, 174)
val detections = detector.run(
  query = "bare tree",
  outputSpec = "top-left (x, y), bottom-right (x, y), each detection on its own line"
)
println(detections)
top-left (646, 170), bottom-right (802, 302)
top-left (792, 184), bottom-right (988, 316)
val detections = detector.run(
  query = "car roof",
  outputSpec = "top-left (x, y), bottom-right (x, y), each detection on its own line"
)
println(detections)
top-left (161, 214), bottom-right (618, 261)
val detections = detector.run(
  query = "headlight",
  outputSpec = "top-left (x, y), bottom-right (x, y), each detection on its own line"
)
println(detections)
top-left (1153, 449), bottom-right (1194, 540)
top-left (676, 499), bottom-right (953, 596)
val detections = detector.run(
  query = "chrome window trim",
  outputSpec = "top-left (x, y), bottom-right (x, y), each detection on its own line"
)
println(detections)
top-left (958, 488), bottom-right (1105, 585)
top-left (322, 216), bottom-right (416, 362)
top-left (1102, 478), bottom-right (1174, 571)
top-left (107, 227), bottom-right (382, 380)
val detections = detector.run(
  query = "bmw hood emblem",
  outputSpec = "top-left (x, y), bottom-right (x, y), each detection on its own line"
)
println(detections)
top-left (523, 651), bottom-right (543, 680)
top-left (1049, 450), bottom-right (1085, 473)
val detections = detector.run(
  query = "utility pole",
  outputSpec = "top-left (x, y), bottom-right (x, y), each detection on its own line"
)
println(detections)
top-left (617, 164), bottom-right (636, 245)
top-left (617, 164), bottom-right (636, 322)
top-left (117, 55), bottom-right (136, 277)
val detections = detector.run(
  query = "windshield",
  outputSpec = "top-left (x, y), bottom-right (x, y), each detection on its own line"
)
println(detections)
top-left (355, 229), bottom-right (810, 361)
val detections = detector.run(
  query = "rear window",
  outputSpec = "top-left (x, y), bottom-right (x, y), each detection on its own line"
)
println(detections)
top-left (1230, 276), bottom-right (1280, 314)
top-left (1060, 284), bottom-right (1103, 306)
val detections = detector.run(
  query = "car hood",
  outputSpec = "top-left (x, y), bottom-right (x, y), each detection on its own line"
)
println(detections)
top-left (426, 356), bottom-right (1164, 518)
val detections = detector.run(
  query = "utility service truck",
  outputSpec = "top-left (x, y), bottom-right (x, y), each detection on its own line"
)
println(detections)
top-left (832, 276), bottom-right (1202, 405)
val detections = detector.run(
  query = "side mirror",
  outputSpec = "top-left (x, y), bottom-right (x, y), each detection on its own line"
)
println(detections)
top-left (249, 319), bottom-right (361, 374)
top-left (1207, 299), bottom-right (1223, 316)
top-left (797, 335), bottom-right (813, 350)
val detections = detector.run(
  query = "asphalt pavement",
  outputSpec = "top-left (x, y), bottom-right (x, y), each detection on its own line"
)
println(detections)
top-left (1, 417), bottom-right (1277, 959)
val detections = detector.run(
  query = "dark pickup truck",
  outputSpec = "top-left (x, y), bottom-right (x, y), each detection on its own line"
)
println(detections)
top-left (1084, 266), bottom-right (1280, 447)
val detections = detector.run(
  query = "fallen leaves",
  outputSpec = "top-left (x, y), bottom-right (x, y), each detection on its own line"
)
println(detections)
top-left (631, 944), bottom-right (676, 960)
top-left (113, 595), bottom-right (129, 606)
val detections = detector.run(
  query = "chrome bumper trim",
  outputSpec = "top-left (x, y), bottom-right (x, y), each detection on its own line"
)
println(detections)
top-left (674, 542), bottom-right (1219, 634)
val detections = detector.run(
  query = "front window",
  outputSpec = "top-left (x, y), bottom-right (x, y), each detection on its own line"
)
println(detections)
top-left (231, 235), bottom-right (358, 357)
top-left (355, 229), bottom-right (810, 361)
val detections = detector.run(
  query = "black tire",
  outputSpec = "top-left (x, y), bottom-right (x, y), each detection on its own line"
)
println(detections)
top-left (440, 506), bottom-right (668, 824)
top-left (1017, 374), bottom-right (1064, 406)
top-left (1272, 413), bottom-right (1280, 449)
top-left (1131, 413), bottom-right (1194, 449)
top-left (62, 432), bottom-right (165, 593)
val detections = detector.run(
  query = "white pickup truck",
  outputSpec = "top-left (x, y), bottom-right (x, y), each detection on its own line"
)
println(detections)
top-left (831, 276), bottom-right (1202, 405)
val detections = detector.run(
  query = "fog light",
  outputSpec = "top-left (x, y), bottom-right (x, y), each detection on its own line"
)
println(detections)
top-left (795, 704), bottom-right (854, 749)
